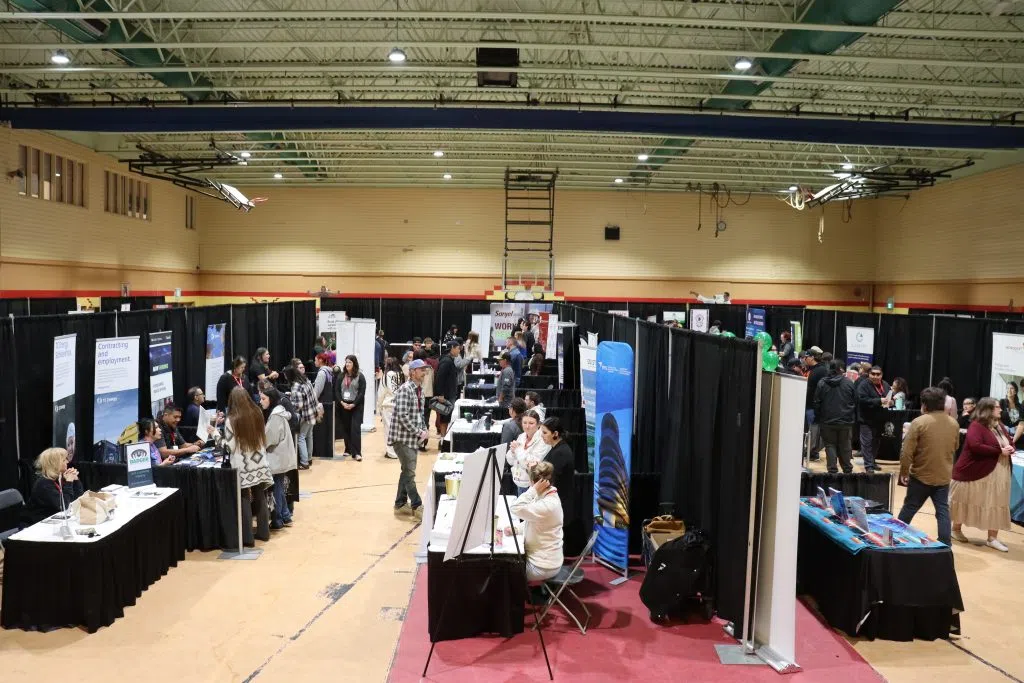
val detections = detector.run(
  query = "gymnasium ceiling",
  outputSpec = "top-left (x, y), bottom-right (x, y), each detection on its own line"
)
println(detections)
top-left (2, 0), bottom-right (1024, 193)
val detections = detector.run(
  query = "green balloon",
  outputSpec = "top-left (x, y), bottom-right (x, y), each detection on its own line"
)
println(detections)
top-left (721, 331), bottom-right (736, 338)
top-left (754, 331), bottom-right (773, 348)
top-left (762, 350), bottom-right (780, 372)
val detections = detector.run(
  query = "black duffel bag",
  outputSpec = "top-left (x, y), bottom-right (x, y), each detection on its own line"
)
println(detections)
top-left (639, 527), bottom-right (714, 622)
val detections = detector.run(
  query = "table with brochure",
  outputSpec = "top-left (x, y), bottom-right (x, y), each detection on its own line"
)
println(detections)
top-left (797, 495), bottom-right (963, 641)
top-left (1, 486), bottom-right (185, 633)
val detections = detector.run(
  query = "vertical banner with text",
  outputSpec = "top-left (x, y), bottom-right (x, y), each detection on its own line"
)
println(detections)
top-left (53, 333), bottom-right (77, 460)
top-left (745, 307), bottom-right (766, 339)
top-left (579, 342), bottom-right (598, 472)
top-left (489, 303), bottom-right (553, 352)
top-left (204, 323), bottom-right (227, 397)
top-left (149, 331), bottom-right (174, 417)
top-left (846, 326), bottom-right (875, 364)
top-left (593, 341), bottom-right (634, 573)
top-left (990, 332), bottom-right (1024, 398)
top-left (93, 337), bottom-right (141, 444)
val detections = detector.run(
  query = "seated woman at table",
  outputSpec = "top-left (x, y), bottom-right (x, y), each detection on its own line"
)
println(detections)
top-left (507, 409), bottom-right (552, 495)
top-left (950, 397), bottom-right (1014, 552)
top-left (509, 461), bottom-right (564, 584)
top-left (139, 418), bottom-right (176, 466)
top-left (501, 397), bottom-right (527, 444)
top-left (21, 447), bottom-right (84, 526)
top-left (208, 386), bottom-right (274, 546)
top-left (888, 377), bottom-right (910, 409)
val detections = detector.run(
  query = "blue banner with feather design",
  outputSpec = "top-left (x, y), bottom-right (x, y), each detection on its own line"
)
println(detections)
top-left (594, 341), bottom-right (633, 572)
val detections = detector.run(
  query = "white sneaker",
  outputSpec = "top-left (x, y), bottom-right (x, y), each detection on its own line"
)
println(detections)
top-left (987, 538), bottom-right (1009, 553)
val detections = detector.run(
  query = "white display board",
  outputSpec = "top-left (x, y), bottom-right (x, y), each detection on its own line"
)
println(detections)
top-left (336, 318), bottom-right (377, 432)
top-left (845, 326), bottom-right (875, 364)
top-left (690, 308), bottom-right (709, 332)
top-left (545, 313), bottom-right (558, 359)
top-left (991, 332), bottom-right (1024, 398)
top-left (470, 314), bottom-right (491, 356)
top-left (444, 445), bottom-right (506, 562)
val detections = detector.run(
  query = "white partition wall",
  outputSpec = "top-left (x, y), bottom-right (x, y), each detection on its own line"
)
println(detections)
top-left (336, 318), bottom-right (378, 432)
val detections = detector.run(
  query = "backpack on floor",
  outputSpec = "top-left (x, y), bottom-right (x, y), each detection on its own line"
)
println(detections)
top-left (639, 528), bottom-right (713, 621)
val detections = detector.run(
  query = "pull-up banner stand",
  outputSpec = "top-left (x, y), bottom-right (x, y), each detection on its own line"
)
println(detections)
top-left (593, 341), bottom-right (634, 584)
top-left (846, 326), bottom-right (874, 364)
top-left (53, 333), bottom-right (77, 460)
top-left (579, 341), bottom-right (597, 472)
top-left (93, 336), bottom-right (141, 445)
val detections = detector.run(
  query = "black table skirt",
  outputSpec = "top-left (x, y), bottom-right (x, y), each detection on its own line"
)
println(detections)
top-left (427, 551), bottom-right (527, 642)
top-left (1, 489), bottom-right (186, 633)
top-left (519, 375), bottom-right (558, 390)
top-left (797, 516), bottom-right (963, 641)
top-left (457, 404), bottom-right (506, 421)
top-left (800, 472), bottom-right (893, 512)
top-left (875, 410), bottom-right (918, 462)
top-left (443, 432), bottom-right (501, 454)
top-left (77, 461), bottom-right (242, 551)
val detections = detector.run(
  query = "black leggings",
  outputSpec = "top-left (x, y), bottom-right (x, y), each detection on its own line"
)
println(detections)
top-left (338, 406), bottom-right (362, 456)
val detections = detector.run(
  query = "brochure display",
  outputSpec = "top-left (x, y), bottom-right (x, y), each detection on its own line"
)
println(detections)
top-left (125, 441), bottom-right (154, 488)
top-left (52, 333), bottom-right (77, 460)
top-left (846, 326), bottom-right (874, 364)
top-left (798, 496), bottom-right (946, 553)
top-left (93, 337), bottom-right (140, 445)
top-left (579, 342), bottom-right (597, 471)
top-left (593, 341), bottom-right (634, 576)
top-left (204, 323), bottom-right (227, 397)
top-left (148, 330), bottom-right (174, 418)
top-left (336, 318), bottom-right (377, 432)
top-left (990, 332), bottom-right (1024, 397)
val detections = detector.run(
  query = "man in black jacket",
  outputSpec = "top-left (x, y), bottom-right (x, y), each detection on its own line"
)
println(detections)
top-left (803, 347), bottom-right (828, 461)
top-left (856, 365), bottom-right (891, 472)
top-left (433, 340), bottom-right (461, 438)
top-left (814, 360), bottom-right (857, 473)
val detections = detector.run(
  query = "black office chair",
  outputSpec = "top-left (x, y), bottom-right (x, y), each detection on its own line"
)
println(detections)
top-left (534, 528), bottom-right (600, 635)
top-left (0, 488), bottom-right (25, 545)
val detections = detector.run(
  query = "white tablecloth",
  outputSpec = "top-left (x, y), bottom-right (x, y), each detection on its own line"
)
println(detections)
top-left (428, 494), bottom-right (524, 556)
top-left (452, 397), bottom-right (498, 419)
top-left (442, 417), bottom-right (505, 443)
top-left (10, 486), bottom-right (179, 544)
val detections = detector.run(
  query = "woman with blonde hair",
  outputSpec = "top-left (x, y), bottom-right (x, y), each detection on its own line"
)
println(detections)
top-left (509, 460), bottom-right (564, 583)
top-left (21, 448), bottom-right (83, 526)
top-left (208, 386), bottom-right (273, 545)
top-left (465, 331), bottom-right (484, 368)
top-left (950, 397), bottom-right (1014, 552)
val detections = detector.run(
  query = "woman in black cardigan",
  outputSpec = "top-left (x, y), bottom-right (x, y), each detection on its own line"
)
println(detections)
top-left (539, 416), bottom-right (576, 525)
top-left (335, 354), bottom-right (366, 461)
top-left (21, 447), bottom-right (84, 526)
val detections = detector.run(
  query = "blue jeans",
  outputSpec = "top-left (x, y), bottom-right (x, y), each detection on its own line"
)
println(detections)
top-left (394, 443), bottom-right (422, 509)
top-left (297, 422), bottom-right (314, 466)
top-left (272, 473), bottom-right (292, 525)
top-left (898, 476), bottom-right (950, 546)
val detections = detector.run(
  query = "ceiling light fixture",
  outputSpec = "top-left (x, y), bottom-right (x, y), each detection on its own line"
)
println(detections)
top-left (50, 49), bottom-right (70, 65)
top-left (788, 185), bottom-right (798, 192)
top-left (614, 178), bottom-right (624, 184)
top-left (238, 161), bottom-right (248, 166)
top-left (841, 162), bottom-right (855, 171)
top-left (240, 151), bottom-right (251, 158)
top-left (443, 173), bottom-right (452, 180)
top-left (734, 57), bottom-right (753, 71)
top-left (833, 172), bottom-right (851, 179)
top-left (273, 172), bottom-right (283, 179)
top-left (637, 153), bottom-right (649, 162)
top-left (388, 47), bottom-right (407, 63)
top-left (433, 150), bottom-right (445, 158)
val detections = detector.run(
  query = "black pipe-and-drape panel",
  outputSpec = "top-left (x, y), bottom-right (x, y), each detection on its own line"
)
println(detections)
top-left (230, 303), bottom-right (268, 364)
top-left (440, 299), bottom-right (490, 341)
top-left (0, 299), bottom-right (30, 316)
top-left (0, 318), bottom-right (18, 492)
top-left (293, 300), bottom-right (317, 361)
top-left (660, 329), bottom-right (759, 636)
top-left (703, 304), bottom-right (746, 337)
top-left (185, 305), bottom-right (232, 391)
top-left (266, 302), bottom-right (296, 367)
top-left (117, 308), bottom-right (189, 413)
top-left (802, 309), bottom-right (837, 353)
top-left (875, 315), bottom-right (935, 400)
top-left (763, 307), bottom-right (804, 342)
top-left (380, 298), bottom-right (442, 344)
top-left (322, 297), bottom-right (379, 322)
top-left (931, 316), bottom-right (995, 402)
top-left (99, 296), bottom-right (166, 312)
top-left (25, 298), bottom-right (77, 316)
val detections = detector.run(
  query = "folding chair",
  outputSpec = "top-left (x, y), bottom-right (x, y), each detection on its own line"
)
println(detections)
top-left (0, 488), bottom-right (25, 545)
top-left (534, 528), bottom-right (599, 634)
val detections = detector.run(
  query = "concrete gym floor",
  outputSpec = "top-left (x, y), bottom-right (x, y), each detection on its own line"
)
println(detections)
top-left (2, 424), bottom-right (1021, 683)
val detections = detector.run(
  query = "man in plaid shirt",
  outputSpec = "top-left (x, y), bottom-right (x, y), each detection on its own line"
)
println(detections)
top-left (390, 359), bottom-right (429, 520)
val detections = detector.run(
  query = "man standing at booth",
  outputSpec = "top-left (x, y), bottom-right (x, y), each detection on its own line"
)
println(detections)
top-left (803, 347), bottom-right (828, 461)
top-left (898, 387), bottom-right (960, 545)
top-left (495, 351), bottom-right (516, 410)
top-left (857, 366), bottom-right (891, 472)
top-left (390, 358), bottom-right (429, 522)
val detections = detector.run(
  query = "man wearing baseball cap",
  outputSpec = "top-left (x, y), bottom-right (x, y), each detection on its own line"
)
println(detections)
top-left (389, 358), bottom-right (430, 521)
top-left (495, 351), bottom-right (516, 409)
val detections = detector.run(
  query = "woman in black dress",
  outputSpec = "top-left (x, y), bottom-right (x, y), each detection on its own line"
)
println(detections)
top-left (539, 416), bottom-right (576, 525)
top-left (335, 354), bottom-right (366, 461)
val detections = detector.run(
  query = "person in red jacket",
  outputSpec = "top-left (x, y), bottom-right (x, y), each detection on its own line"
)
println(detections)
top-left (949, 397), bottom-right (1014, 552)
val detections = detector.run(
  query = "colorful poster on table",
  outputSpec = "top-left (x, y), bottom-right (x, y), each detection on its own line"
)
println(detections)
top-left (204, 323), bottom-right (227, 397)
top-left (690, 308), bottom-right (709, 333)
top-left (52, 333), bottom-right (77, 460)
top-left (148, 331), bottom-right (174, 418)
top-left (745, 307), bottom-right (766, 339)
top-left (846, 326), bottom-right (875, 364)
top-left (318, 310), bottom-right (344, 352)
top-left (489, 302), bottom-right (552, 352)
top-left (125, 441), bottom-right (154, 488)
top-left (593, 341), bottom-right (634, 573)
top-left (990, 332), bottom-right (1024, 398)
top-left (93, 336), bottom-right (140, 444)
top-left (579, 342), bottom-right (598, 471)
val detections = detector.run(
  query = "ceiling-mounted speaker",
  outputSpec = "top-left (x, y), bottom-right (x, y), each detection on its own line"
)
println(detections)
top-left (605, 225), bottom-right (620, 241)
top-left (476, 45), bottom-right (519, 87)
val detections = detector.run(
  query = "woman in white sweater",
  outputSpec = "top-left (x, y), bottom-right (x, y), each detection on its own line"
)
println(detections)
top-left (507, 409), bottom-right (550, 493)
top-left (510, 461), bottom-right (564, 583)
top-left (261, 386), bottom-right (297, 529)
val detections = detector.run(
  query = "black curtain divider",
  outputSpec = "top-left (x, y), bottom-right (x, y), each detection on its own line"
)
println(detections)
top-left (99, 296), bottom-right (166, 312)
top-left (802, 309), bottom-right (837, 353)
top-left (0, 299), bottom-right (29, 317)
top-left (321, 297), bottom-right (379, 322)
top-left (266, 302), bottom-right (294, 367)
top-left (440, 299), bottom-right (491, 342)
top-left (381, 298), bottom-right (441, 344)
top-left (25, 298), bottom-right (77, 316)
top-left (0, 318), bottom-right (18, 493)
top-left (875, 314), bottom-right (935, 401)
top-left (931, 316), bottom-right (994, 403)
top-left (185, 305), bottom-right (232, 391)
top-left (230, 303), bottom-right (267, 365)
top-left (612, 314), bottom-right (634, 344)
top-left (294, 300), bottom-right (316, 361)
top-left (634, 323), bottom-right (670, 473)
top-left (116, 308), bottom-right (190, 414)
top-left (763, 307), bottom-right (804, 342)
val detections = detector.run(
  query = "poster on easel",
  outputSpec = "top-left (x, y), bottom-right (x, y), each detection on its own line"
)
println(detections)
top-left (336, 318), bottom-right (377, 432)
top-left (148, 330), bottom-right (174, 418)
top-left (52, 333), bottom-right (77, 460)
top-left (204, 323), bottom-right (226, 397)
top-left (579, 342), bottom-right (598, 472)
top-left (593, 341), bottom-right (634, 576)
top-left (93, 336), bottom-right (140, 445)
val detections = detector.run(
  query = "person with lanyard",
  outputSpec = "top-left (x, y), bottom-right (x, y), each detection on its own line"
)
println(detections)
top-left (217, 355), bottom-right (251, 414)
top-left (335, 354), bottom-right (366, 462)
top-left (855, 365), bottom-right (891, 472)
top-left (389, 358), bottom-right (430, 522)
top-left (21, 447), bottom-right (84, 527)
top-left (1000, 381), bottom-right (1023, 446)
top-left (507, 409), bottom-right (552, 495)
top-left (538, 416), bottom-right (576, 528)
top-left (156, 403), bottom-right (204, 461)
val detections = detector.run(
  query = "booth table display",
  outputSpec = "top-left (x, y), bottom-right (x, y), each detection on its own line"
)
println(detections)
top-left (1, 487), bottom-right (185, 633)
top-left (800, 471), bottom-right (893, 512)
top-left (427, 494), bottom-right (526, 641)
top-left (441, 418), bottom-right (504, 454)
top-left (797, 498), bottom-right (963, 641)
top-left (1011, 453), bottom-right (1024, 525)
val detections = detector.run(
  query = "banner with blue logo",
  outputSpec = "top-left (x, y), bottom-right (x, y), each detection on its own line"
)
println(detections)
top-left (745, 307), bottom-right (766, 339)
top-left (594, 341), bottom-right (634, 573)
top-left (846, 326), bottom-right (875, 364)
top-left (93, 337), bottom-right (140, 445)
top-left (579, 343), bottom-right (597, 472)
